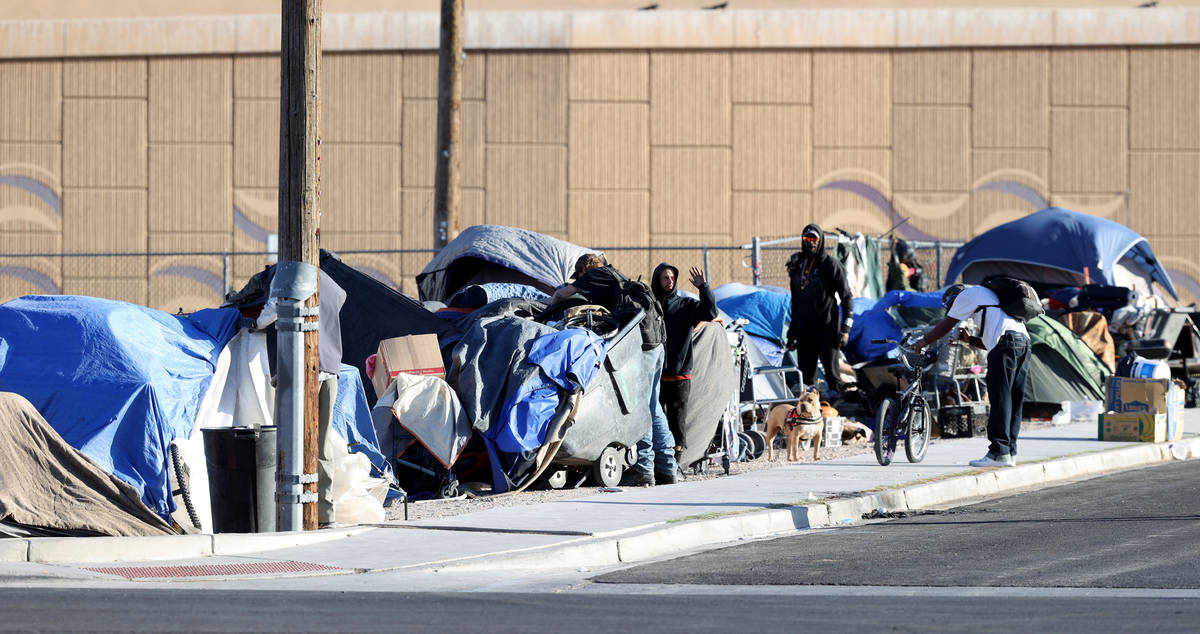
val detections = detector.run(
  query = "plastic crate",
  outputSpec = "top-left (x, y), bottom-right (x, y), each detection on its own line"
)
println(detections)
top-left (938, 403), bottom-right (988, 438)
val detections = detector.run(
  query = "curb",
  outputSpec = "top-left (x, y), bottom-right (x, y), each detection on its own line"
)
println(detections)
top-left (0, 525), bottom-right (374, 565)
top-left (421, 436), bottom-right (1200, 573)
top-left (4, 437), bottom-right (1196, 568)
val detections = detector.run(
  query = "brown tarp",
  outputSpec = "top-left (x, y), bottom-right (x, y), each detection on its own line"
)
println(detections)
top-left (0, 392), bottom-right (176, 537)
top-left (1060, 311), bottom-right (1117, 373)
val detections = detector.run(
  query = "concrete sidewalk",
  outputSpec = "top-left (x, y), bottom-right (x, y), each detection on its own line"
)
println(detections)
top-left (3, 413), bottom-right (1198, 580)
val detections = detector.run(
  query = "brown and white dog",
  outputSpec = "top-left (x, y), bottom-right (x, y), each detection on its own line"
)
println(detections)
top-left (765, 390), bottom-right (823, 462)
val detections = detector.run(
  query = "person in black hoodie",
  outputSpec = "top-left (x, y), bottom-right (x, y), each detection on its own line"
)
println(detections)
top-left (652, 262), bottom-right (718, 466)
top-left (786, 224), bottom-right (854, 396)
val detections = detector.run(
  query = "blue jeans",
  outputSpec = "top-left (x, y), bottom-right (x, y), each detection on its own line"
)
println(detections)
top-left (636, 345), bottom-right (678, 475)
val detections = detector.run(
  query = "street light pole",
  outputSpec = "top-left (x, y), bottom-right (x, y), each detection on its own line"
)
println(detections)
top-left (433, 0), bottom-right (463, 250)
top-left (276, 0), bottom-right (323, 531)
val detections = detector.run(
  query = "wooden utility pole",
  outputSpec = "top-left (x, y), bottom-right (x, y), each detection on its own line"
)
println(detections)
top-left (433, 0), bottom-right (463, 250)
top-left (278, 0), bottom-right (322, 531)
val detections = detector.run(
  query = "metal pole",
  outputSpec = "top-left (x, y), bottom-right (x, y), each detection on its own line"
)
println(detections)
top-left (221, 251), bottom-right (229, 298)
top-left (702, 246), bottom-right (710, 283)
top-left (276, 0), bottom-right (323, 532)
top-left (751, 236), bottom-right (761, 286)
top-left (433, 0), bottom-right (463, 250)
top-left (935, 241), bottom-right (943, 288)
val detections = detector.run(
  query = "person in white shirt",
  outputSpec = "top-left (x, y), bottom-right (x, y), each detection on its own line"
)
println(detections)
top-left (912, 283), bottom-right (1032, 468)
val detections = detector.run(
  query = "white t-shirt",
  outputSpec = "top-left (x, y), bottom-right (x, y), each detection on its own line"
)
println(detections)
top-left (947, 285), bottom-right (1028, 352)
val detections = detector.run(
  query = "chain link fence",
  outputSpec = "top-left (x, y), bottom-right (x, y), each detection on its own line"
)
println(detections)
top-left (0, 235), bottom-right (964, 313)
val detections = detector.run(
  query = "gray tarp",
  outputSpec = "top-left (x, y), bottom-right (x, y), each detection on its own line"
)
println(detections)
top-left (677, 322), bottom-right (740, 468)
top-left (0, 392), bottom-right (175, 537)
top-left (416, 225), bottom-right (597, 302)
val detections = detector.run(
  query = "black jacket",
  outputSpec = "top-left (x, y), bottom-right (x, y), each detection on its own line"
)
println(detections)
top-left (651, 263), bottom-right (718, 378)
top-left (786, 224), bottom-right (854, 345)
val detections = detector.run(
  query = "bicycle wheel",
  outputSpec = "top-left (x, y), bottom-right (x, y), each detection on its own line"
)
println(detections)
top-left (904, 396), bottom-right (932, 463)
top-left (874, 397), bottom-right (898, 466)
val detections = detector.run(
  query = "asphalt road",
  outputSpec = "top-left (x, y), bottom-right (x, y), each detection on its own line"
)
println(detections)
top-left (596, 460), bottom-right (1200, 588)
top-left (4, 461), bottom-right (1200, 633)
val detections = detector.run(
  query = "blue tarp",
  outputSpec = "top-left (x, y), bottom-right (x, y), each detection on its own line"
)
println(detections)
top-left (848, 290), bottom-right (944, 361)
top-left (945, 206), bottom-right (1178, 299)
top-left (0, 296), bottom-right (241, 520)
top-left (333, 363), bottom-right (393, 482)
top-left (713, 283), bottom-right (791, 343)
top-left (483, 327), bottom-right (607, 491)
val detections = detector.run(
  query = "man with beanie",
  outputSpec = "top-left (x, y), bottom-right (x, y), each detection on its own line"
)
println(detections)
top-left (651, 262), bottom-right (717, 477)
top-left (786, 224), bottom-right (855, 396)
top-left (886, 238), bottom-right (928, 293)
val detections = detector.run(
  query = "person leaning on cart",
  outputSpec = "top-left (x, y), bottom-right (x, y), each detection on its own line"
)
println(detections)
top-left (912, 284), bottom-right (1031, 468)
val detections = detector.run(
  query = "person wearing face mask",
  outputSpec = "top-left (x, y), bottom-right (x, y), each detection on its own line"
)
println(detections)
top-left (785, 224), bottom-right (855, 396)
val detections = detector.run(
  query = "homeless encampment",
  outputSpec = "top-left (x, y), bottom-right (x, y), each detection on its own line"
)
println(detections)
top-left (0, 295), bottom-right (240, 523)
top-left (1024, 314), bottom-right (1111, 410)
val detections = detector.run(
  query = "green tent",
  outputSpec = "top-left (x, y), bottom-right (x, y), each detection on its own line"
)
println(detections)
top-left (1023, 315), bottom-right (1111, 406)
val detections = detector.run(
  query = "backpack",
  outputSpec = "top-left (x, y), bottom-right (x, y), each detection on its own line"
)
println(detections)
top-left (978, 277), bottom-right (1044, 325)
top-left (616, 278), bottom-right (667, 350)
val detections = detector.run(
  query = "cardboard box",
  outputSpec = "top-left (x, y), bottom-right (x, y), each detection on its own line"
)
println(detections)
top-left (1098, 412), bottom-right (1166, 443)
top-left (1105, 376), bottom-right (1183, 440)
top-left (371, 334), bottom-right (444, 397)
top-left (1105, 376), bottom-right (1169, 414)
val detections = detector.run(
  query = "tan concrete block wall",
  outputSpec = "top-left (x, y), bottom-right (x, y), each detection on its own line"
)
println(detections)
top-left (149, 144), bottom-right (232, 233)
top-left (972, 49), bottom-right (1049, 149)
top-left (893, 50), bottom-right (970, 105)
top-left (486, 52), bottom-right (567, 144)
top-left (569, 102), bottom-right (649, 190)
top-left (569, 51), bottom-right (648, 102)
top-left (232, 99), bottom-right (278, 188)
top-left (649, 233), bottom-right (736, 288)
top-left (1051, 48), bottom-right (1127, 107)
top-left (1051, 108), bottom-right (1127, 192)
top-left (149, 57), bottom-right (232, 143)
top-left (0, 61), bottom-right (61, 142)
top-left (971, 149), bottom-right (1050, 234)
top-left (403, 51), bottom-right (486, 100)
top-left (485, 146), bottom-right (567, 232)
top-left (61, 278), bottom-right (147, 305)
top-left (1129, 151), bottom-right (1200, 237)
top-left (813, 51), bottom-right (890, 148)
top-left (63, 99), bottom-right (147, 188)
top-left (61, 190), bottom-right (147, 278)
top-left (650, 51), bottom-right (730, 146)
top-left (7, 44), bottom-right (1200, 298)
top-left (233, 55), bottom-right (279, 99)
top-left (0, 233), bottom-right (60, 299)
top-left (64, 59), bottom-right (147, 98)
top-left (567, 191), bottom-right (650, 277)
top-left (0, 142), bottom-right (62, 233)
top-left (320, 144), bottom-right (402, 233)
top-left (732, 104), bottom-right (811, 192)
top-left (731, 51), bottom-right (810, 104)
top-left (893, 106), bottom-right (971, 191)
top-left (322, 53), bottom-right (403, 144)
top-left (400, 99), bottom-right (483, 188)
top-left (147, 233), bottom-right (231, 313)
top-left (651, 147), bottom-right (731, 236)
top-left (1130, 48), bottom-right (1200, 150)
top-left (731, 192), bottom-right (811, 244)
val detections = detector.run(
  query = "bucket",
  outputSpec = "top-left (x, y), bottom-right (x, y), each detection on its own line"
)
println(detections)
top-left (1131, 359), bottom-right (1170, 380)
top-left (202, 425), bottom-right (277, 533)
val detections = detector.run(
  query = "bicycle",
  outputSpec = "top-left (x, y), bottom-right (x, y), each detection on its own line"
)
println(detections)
top-left (870, 337), bottom-right (937, 466)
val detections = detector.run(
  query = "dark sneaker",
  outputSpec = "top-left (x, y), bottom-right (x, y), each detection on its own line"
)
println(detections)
top-left (619, 468), bottom-right (655, 487)
top-left (654, 469), bottom-right (678, 485)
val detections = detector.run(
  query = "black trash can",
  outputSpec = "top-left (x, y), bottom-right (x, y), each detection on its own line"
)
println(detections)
top-left (202, 425), bottom-right (277, 533)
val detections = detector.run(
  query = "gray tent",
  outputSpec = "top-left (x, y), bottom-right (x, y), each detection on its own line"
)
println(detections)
top-left (416, 225), bottom-right (598, 302)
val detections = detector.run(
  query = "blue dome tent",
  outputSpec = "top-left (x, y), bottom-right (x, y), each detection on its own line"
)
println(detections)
top-left (944, 207), bottom-right (1178, 300)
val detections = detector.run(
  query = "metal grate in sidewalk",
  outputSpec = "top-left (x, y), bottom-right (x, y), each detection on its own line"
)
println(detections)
top-left (85, 560), bottom-right (342, 579)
